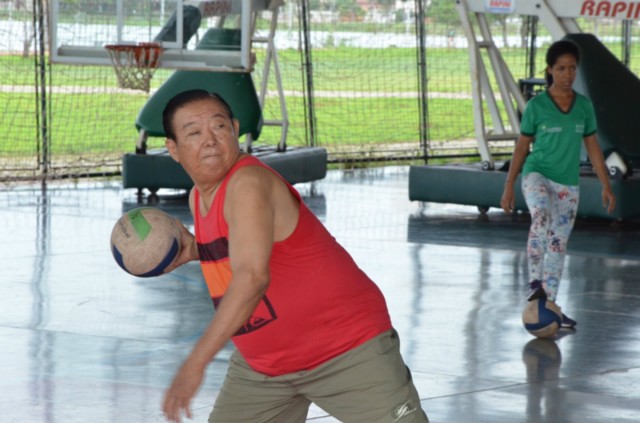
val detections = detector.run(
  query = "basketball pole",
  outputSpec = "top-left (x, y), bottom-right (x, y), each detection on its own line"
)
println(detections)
top-left (35, 0), bottom-right (50, 181)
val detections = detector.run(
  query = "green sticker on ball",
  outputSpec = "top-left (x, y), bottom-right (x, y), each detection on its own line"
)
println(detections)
top-left (128, 209), bottom-right (152, 240)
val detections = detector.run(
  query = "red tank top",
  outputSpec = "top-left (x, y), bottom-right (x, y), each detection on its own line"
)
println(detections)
top-left (194, 156), bottom-right (391, 376)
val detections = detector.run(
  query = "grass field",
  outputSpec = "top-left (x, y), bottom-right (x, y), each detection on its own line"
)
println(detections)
top-left (3, 33), bottom-right (639, 164)
top-left (0, 45), bottom-right (506, 156)
top-left (0, 46), bottom-right (540, 92)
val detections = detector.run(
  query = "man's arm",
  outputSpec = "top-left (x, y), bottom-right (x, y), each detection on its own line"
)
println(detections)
top-left (162, 167), bottom-right (277, 423)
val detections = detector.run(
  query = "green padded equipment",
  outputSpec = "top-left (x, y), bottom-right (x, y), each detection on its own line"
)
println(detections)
top-left (123, 147), bottom-right (327, 191)
top-left (409, 164), bottom-right (526, 213)
top-left (565, 33), bottom-right (640, 160)
top-left (408, 164), bottom-right (640, 220)
top-left (135, 28), bottom-right (262, 140)
top-left (123, 27), bottom-right (327, 192)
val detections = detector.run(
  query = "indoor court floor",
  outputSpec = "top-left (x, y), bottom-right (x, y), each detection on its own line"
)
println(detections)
top-left (1, 165), bottom-right (639, 423)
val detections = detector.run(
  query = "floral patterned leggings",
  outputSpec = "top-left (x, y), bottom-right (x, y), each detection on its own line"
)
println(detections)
top-left (522, 172), bottom-right (580, 302)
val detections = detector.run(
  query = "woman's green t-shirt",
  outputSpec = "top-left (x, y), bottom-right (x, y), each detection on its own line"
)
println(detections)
top-left (520, 90), bottom-right (597, 186)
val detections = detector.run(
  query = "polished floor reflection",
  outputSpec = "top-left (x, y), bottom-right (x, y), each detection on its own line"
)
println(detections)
top-left (1, 166), bottom-right (639, 423)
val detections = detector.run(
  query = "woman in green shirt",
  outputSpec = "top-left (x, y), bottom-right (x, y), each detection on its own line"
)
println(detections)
top-left (501, 40), bottom-right (615, 329)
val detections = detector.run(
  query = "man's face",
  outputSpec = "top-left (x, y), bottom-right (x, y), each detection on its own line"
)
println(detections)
top-left (166, 98), bottom-right (241, 183)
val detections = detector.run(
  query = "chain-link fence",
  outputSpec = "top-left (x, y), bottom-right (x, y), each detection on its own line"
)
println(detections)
top-left (2, 1), bottom-right (640, 183)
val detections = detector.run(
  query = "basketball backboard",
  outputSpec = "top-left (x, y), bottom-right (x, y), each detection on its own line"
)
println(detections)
top-left (49, 0), bottom-right (272, 71)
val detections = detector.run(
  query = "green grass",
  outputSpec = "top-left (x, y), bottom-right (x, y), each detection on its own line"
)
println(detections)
top-left (0, 88), bottom-right (475, 155)
top-left (0, 51), bottom-right (529, 163)
top-left (4, 32), bottom-right (640, 162)
top-left (0, 91), bottom-right (148, 155)
top-left (8, 39), bottom-right (636, 91)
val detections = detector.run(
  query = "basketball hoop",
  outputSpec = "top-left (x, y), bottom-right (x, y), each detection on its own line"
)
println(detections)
top-left (105, 42), bottom-right (163, 92)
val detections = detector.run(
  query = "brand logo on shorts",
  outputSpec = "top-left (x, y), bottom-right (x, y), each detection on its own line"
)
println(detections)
top-left (391, 400), bottom-right (417, 420)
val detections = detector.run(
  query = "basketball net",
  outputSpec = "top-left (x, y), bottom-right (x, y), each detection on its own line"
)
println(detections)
top-left (105, 43), bottom-right (163, 92)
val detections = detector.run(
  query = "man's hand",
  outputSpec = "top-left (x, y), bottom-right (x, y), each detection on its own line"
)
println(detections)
top-left (164, 219), bottom-right (198, 274)
top-left (162, 360), bottom-right (205, 423)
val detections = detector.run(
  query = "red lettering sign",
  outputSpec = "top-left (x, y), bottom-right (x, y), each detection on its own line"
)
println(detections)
top-left (581, 1), bottom-right (595, 15)
top-left (581, 1), bottom-right (640, 18)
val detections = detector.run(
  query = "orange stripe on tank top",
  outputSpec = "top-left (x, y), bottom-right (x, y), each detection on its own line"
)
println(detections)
top-left (201, 261), bottom-right (232, 297)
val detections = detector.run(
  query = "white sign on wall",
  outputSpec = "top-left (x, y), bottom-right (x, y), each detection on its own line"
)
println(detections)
top-left (485, 0), bottom-right (515, 14)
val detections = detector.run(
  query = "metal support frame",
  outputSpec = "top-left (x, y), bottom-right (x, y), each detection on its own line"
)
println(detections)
top-left (622, 19), bottom-right (632, 67)
top-left (299, 0), bottom-right (317, 149)
top-left (35, 0), bottom-right (50, 179)
top-left (456, 0), bottom-right (583, 170)
top-left (415, 0), bottom-right (429, 161)
top-left (248, 6), bottom-right (289, 152)
top-left (456, 1), bottom-right (525, 169)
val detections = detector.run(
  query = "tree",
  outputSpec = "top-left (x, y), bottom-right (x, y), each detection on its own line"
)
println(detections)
top-left (335, 0), bottom-right (364, 20)
top-left (427, 0), bottom-right (460, 28)
top-left (13, 0), bottom-right (35, 58)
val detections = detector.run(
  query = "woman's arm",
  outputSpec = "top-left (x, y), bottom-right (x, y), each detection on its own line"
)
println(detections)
top-left (583, 135), bottom-right (616, 214)
top-left (501, 135), bottom-right (534, 213)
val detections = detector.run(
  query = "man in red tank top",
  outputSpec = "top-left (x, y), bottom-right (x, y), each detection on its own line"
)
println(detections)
top-left (160, 90), bottom-right (429, 423)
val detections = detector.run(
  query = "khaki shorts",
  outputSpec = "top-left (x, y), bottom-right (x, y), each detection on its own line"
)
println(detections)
top-left (209, 329), bottom-right (429, 423)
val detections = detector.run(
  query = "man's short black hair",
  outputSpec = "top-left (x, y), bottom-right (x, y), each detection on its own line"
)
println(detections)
top-left (162, 90), bottom-right (235, 140)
